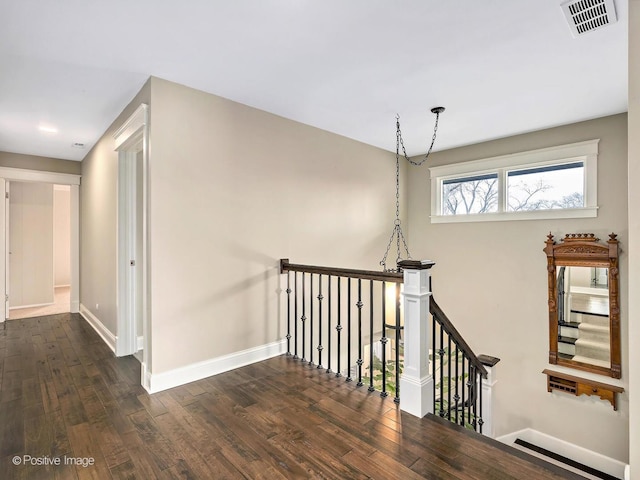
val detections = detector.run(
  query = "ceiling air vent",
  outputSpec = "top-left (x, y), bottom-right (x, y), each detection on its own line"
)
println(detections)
top-left (561, 0), bottom-right (617, 37)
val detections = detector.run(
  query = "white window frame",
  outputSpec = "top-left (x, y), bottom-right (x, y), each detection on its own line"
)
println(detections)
top-left (429, 139), bottom-right (599, 223)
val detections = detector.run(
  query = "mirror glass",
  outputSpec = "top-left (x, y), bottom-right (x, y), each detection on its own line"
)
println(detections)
top-left (544, 232), bottom-right (620, 378)
top-left (556, 266), bottom-right (610, 369)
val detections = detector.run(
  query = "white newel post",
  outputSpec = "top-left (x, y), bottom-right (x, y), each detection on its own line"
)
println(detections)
top-left (397, 260), bottom-right (435, 418)
top-left (478, 354), bottom-right (500, 438)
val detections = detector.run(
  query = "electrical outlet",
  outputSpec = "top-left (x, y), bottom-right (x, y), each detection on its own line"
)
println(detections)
top-left (96, 304), bottom-right (99, 310)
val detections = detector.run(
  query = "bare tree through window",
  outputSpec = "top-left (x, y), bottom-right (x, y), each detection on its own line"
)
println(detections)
top-left (443, 175), bottom-right (498, 215)
top-left (507, 162), bottom-right (584, 212)
top-left (442, 162), bottom-right (584, 216)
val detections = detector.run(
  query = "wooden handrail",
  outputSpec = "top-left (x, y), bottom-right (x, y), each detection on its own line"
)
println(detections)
top-left (280, 259), bottom-right (404, 283)
top-left (430, 297), bottom-right (488, 378)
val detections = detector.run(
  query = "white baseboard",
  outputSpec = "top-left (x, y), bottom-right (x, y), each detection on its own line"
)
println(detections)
top-left (70, 300), bottom-right (80, 313)
top-left (142, 361), bottom-right (151, 392)
top-left (137, 335), bottom-right (144, 351)
top-left (146, 339), bottom-right (287, 394)
top-left (79, 303), bottom-right (116, 353)
top-left (10, 301), bottom-right (55, 310)
top-left (497, 428), bottom-right (628, 479)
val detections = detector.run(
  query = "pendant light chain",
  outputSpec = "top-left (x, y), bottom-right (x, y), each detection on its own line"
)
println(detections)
top-left (380, 153), bottom-right (411, 272)
top-left (380, 107), bottom-right (445, 272)
top-left (397, 107), bottom-right (443, 166)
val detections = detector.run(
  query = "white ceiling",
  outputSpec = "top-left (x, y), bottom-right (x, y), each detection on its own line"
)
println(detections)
top-left (0, 0), bottom-right (628, 162)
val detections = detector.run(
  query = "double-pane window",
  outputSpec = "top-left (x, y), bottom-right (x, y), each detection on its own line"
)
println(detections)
top-left (430, 140), bottom-right (598, 223)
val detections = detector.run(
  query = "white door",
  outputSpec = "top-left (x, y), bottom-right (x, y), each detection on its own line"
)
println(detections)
top-left (8, 182), bottom-right (55, 310)
top-left (117, 149), bottom-right (138, 356)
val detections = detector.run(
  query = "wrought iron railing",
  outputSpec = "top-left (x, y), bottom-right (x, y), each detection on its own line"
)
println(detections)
top-left (430, 298), bottom-right (488, 433)
top-left (280, 259), bottom-right (404, 401)
top-left (280, 259), bottom-right (489, 432)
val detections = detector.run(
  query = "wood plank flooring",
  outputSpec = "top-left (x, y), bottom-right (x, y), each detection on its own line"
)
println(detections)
top-left (0, 313), bottom-right (586, 479)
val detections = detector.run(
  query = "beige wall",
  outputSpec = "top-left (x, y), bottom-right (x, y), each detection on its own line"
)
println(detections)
top-left (0, 151), bottom-right (81, 175)
top-left (627, 1), bottom-right (639, 476)
top-left (406, 114), bottom-right (629, 461)
top-left (80, 79), bottom-right (151, 335)
top-left (148, 77), bottom-right (398, 374)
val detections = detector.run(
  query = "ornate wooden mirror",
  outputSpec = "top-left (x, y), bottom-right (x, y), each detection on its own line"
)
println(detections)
top-left (544, 233), bottom-right (620, 378)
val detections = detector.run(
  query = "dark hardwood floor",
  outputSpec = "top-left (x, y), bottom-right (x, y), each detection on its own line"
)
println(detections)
top-left (0, 313), bottom-right (586, 479)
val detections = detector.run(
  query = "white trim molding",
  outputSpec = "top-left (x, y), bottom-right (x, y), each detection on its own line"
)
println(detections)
top-left (79, 303), bottom-right (116, 353)
top-left (497, 428), bottom-right (628, 479)
top-left (146, 339), bottom-right (287, 394)
top-left (0, 167), bottom-right (81, 186)
top-left (9, 302), bottom-right (55, 310)
top-left (114, 104), bottom-right (148, 151)
top-left (430, 139), bottom-right (599, 223)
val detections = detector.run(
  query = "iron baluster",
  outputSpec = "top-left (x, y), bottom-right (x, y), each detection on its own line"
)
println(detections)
top-left (394, 282), bottom-right (401, 403)
top-left (346, 279), bottom-right (352, 382)
top-left (294, 272), bottom-right (298, 359)
top-left (368, 280), bottom-right (375, 392)
top-left (309, 274), bottom-right (314, 366)
top-left (317, 274), bottom-right (323, 369)
top-left (438, 325), bottom-right (444, 417)
top-left (327, 275), bottom-right (332, 374)
top-left (380, 282), bottom-right (388, 398)
top-left (356, 279), bottom-right (364, 387)
top-left (301, 273), bottom-right (306, 363)
top-left (447, 335), bottom-right (452, 422)
top-left (461, 358), bottom-right (466, 426)
top-left (336, 277), bottom-right (342, 378)
top-left (478, 371), bottom-right (484, 434)
top-left (286, 272), bottom-right (291, 355)
top-left (432, 309), bottom-right (437, 413)
top-left (467, 363), bottom-right (476, 430)
top-left (454, 345), bottom-right (460, 426)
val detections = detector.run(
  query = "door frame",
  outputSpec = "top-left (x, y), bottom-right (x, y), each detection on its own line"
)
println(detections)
top-left (114, 104), bottom-right (150, 389)
top-left (0, 168), bottom-right (80, 322)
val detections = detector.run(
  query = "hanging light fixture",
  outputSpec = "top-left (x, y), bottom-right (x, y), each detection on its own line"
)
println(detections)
top-left (379, 107), bottom-right (445, 272)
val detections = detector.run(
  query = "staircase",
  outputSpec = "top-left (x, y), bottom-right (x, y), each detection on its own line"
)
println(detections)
top-left (559, 291), bottom-right (610, 367)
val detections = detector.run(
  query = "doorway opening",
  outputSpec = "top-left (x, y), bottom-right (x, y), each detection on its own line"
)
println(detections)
top-left (114, 103), bottom-right (150, 390)
top-left (0, 169), bottom-right (80, 325)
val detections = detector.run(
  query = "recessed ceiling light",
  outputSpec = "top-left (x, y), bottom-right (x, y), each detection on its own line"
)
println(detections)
top-left (38, 125), bottom-right (58, 134)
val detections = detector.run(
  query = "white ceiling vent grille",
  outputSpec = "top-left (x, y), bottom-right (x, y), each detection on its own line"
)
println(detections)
top-left (561, 0), bottom-right (617, 37)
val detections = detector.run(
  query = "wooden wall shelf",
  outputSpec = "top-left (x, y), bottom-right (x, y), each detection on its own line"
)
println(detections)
top-left (543, 369), bottom-right (624, 411)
